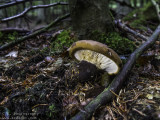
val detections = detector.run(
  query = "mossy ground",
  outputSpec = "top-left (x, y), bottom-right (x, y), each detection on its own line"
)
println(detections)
top-left (0, 32), bottom-right (18, 45)
top-left (123, 2), bottom-right (159, 30)
top-left (90, 31), bottom-right (136, 54)
top-left (50, 30), bottom-right (78, 54)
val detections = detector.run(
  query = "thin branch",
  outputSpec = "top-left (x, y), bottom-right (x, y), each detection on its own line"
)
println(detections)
top-left (0, 2), bottom-right (68, 23)
top-left (115, 20), bottom-right (160, 43)
top-left (0, 0), bottom-right (29, 9)
top-left (0, 0), bottom-right (12, 4)
top-left (0, 0), bottom-right (41, 9)
top-left (0, 28), bottom-right (30, 33)
top-left (115, 20), bottom-right (149, 40)
top-left (71, 24), bottom-right (160, 120)
top-left (151, 0), bottom-right (160, 22)
top-left (0, 13), bottom-right (70, 51)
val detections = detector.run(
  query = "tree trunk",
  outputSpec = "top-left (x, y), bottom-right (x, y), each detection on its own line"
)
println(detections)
top-left (37, 1), bottom-right (45, 24)
top-left (43, 0), bottom-right (50, 24)
top-left (140, 0), bottom-right (144, 7)
top-left (68, 0), bottom-right (114, 39)
top-left (134, 0), bottom-right (137, 7)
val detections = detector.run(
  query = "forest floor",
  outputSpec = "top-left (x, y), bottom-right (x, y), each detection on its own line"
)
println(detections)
top-left (0, 24), bottom-right (160, 120)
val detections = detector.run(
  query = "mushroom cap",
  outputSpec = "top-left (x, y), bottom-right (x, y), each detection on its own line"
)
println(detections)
top-left (68, 40), bottom-right (122, 75)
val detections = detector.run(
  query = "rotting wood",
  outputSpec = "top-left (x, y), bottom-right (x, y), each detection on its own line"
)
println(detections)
top-left (71, 24), bottom-right (160, 120)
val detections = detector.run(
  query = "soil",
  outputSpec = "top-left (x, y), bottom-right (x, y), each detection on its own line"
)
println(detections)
top-left (0, 28), bottom-right (160, 120)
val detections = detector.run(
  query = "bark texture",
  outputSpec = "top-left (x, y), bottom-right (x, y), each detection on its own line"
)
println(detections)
top-left (68, 0), bottom-right (114, 39)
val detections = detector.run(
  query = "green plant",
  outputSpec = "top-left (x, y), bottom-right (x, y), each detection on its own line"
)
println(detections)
top-left (8, 32), bottom-right (18, 42)
top-left (40, 47), bottom-right (50, 55)
top-left (47, 104), bottom-right (57, 117)
top-left (0, 31), bottom-right (18, 45)
top-left (51, 30), bottom-right (77, 54)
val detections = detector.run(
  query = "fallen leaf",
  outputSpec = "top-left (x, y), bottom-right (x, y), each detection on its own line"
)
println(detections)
top-left (5, 51), bottom-right (18, 58)
top-left (146, 94), bottom-right (153, 99)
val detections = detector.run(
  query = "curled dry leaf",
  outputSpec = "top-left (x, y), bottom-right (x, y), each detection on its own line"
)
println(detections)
top-left (5, 51), bottom-right (18, 58)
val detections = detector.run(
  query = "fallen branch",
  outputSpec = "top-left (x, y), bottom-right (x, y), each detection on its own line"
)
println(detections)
top-left (151, 0), bottom-right (160, 22)
top-left (0, 28), bottom-right (30, 33)
top-left (0, 2), bottom-right (68, 23)
top-left (0, 13), bottom-right (70, 51)
top-left (0, 0), bottom-right (29, 9)
top-left (115, 20), bottom-right (149, 40)
top-left (0, 0), bottom-right (41, 9)
top-left (71, 25), bottom-right (160, 120)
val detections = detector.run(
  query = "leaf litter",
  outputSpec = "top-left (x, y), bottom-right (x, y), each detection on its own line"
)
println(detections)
top-left (0, 30), bottom-right (159, 120)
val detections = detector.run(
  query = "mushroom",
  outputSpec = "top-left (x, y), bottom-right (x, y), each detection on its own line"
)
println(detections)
top-left (68, 40), bottom-right (122, 75)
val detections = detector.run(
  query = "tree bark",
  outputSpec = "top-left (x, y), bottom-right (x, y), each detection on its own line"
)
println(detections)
top-left (71, 24), bottom-right (160, 120)
top-left (68, 0), bottom-right (114, 39)
top-left (134, 0), bottom-right (137, 7)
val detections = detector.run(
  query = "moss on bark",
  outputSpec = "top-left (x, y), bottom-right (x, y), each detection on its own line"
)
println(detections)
top-left (123, 2), bottom-right (159, 30)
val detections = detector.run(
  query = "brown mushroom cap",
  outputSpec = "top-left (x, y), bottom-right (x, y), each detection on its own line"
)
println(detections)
top-left (68, 40), bottom-right (122, 75)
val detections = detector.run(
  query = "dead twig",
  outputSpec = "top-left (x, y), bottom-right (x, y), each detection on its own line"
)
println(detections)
top-left (122, 90), bottom-right (142, 103)
top-left (106, 106), bottom-right (117, 120)
top-left (115, 20), bottom-right (149, 41)
top-left (0, 28), bottom-right (30, 33)
top-left (0, 0), bottom-right (29, 9)
top-left (132, 108), bottom-right (147, 116)
top-left (0, 0), bottom-right (45, 9)
top-left (32, 104), bottom-right (48, 109)
top-left (0, 2), bottom-right (68, 23)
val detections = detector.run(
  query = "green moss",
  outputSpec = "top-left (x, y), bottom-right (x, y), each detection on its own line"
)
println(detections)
top-left (123, 2), bottom-right (158, 30)
top-left (90, 31), bottom-right (136, 54)
top-left (8, 32), bottom-right (18, 41)
top-left (0, 31), bottom-right (18, 45)
top-left (106, 32), bottom-right (136, 54)
top-left (51, 30), bottom-right (78, 54)
top-left (40, 47), bottom-right (50, 55)
top-left (129, 19), bottom-right (148, 30)
top-left (46, 104), bottom-right (58, 118)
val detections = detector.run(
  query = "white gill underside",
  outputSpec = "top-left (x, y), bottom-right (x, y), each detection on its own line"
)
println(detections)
top-left (74, 50), bottom-right (118, 74)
